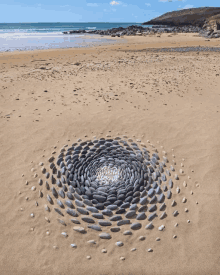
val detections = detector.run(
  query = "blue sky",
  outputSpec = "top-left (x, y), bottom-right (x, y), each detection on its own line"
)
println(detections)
top-left (0, 0), bottom-right (219, 23)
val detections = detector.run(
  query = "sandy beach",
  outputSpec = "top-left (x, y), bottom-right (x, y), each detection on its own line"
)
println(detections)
top-left (0, 33), bottom-right (220, 275)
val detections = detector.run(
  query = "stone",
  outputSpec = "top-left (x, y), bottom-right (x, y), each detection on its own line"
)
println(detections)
top-left (87, 206), bottom-right (99, 213)
top-left (82, 217), bottom-right (95, 223)
top-left (115, 241), bottom-right (124, 247)
top-left (98, 220), bottom-right (112, 226)
top-left (136, 212), bottom-right (146, 220)
top-left (88, 225), bottom-right (102, 231)
top-left (111, 227), bottom-right (120, 232)
top-left (140, 196), bottom-right (148, 205)
top-left (117, 220), bottom-right (130, 226)
top-left (70, 218), bottom-right (80, 224)
top-left (109, 215), bottom-right (122, 221)
top-left (123, 230), bottom-right (132, 235)
top-left (139, 236), bottom-right (145, 241)
top-left (125, 210), bottom-right (136, 219)
top-left (99, 233), bottom-right (111, 239)
top-left (145, 222), bottom-right (154, 230)
top-left (73, 226), bottom-right (86, 233)
top-left (130, 222), bottom-right (142, 230)
top-left (77, 207), bottom-right (89, 215)
top-left (158, 225), bottom-right (165, 231)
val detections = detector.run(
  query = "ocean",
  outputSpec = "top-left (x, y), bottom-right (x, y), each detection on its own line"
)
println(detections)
top-left (0, 22), bottom-right (152, 52)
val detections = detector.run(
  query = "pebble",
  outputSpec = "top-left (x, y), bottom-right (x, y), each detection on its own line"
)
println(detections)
top-left (73, 226), bottom-right (86, 233)
top-left (61, 232), bottom-right (68, 238)
top-left (88, 225), bottom-right (102, 231)
top-left (30, 213), bottom-right (34, 218)
top-left (174, 223), bottom-right (178, 227)
top-left (87, 256), bottom-right (91, 260)
top-left (45, 217), bottom-right (50, 223)
top-left (31, 186), bottom-right (36, 191)
top-left (156, 237), bottom-right (160, 241)
top-left (158, 225), bottom-right (165, 231)
top-left (173, 235), bottom-right (177, 239)
top-left (111, 227), bottom-right (120, 232)
top-left (120, 257), bottom-right (125, 261)
top-left (70, 244), bottom-right (77, 248)
top-left (183, 181), bottom-right (187, 187)
top-left (182, 197), bottom-right (187, 203)
top-left (123, 230), bottom-right (132, 235)
top-left (87, 240), bottom-right (96, 244)
top-left (185, 208), bottom-right (188, 212)
top-left (148, 248), bottom-right (153, 252)
top-left (99, 233), bottom-right (111, 239)
top-left (130, 222), bottom-right (142, 230)
top-left (139, 236), bottom-right (145, 241)
top-left (102, 249), bottom-right (107, 253)
top-left (145, 222), bottom-right (154, 230)
top-left (116, 241), bottom-right (124, 247)
top-left (131, 248), bottom-right (136, 252)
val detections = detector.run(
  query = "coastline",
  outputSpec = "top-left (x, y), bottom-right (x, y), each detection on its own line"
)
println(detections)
top-left (0, 32), bottom-right (220, 275)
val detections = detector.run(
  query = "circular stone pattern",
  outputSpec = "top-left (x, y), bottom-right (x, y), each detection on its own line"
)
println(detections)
top-left (41, 136), bottom-right (182, 244)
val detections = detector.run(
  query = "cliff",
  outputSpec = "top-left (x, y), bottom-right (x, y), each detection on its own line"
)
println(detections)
top-left (142, 7), bottom-right (220, 27)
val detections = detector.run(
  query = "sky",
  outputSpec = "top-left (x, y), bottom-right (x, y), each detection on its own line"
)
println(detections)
top-left (0, 0), bottom-right (219, 23)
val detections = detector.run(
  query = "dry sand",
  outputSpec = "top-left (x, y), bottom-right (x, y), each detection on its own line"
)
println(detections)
top-left (0, 33), bottom-right (220, 275)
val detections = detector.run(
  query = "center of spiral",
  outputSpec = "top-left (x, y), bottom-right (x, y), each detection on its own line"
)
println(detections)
top-left (96, 165), bottom-right (122, 185)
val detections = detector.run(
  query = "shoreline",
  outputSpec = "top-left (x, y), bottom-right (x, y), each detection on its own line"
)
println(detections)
top-left (1, 33), bottom-right (220, 58)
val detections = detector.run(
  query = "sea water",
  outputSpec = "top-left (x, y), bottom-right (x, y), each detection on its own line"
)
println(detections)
top-left (0, 22), bottom-right (152, 52)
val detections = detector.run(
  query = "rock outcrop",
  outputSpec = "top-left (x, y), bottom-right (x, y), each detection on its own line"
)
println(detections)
top-left (142, 7), bottom-right (220, 27)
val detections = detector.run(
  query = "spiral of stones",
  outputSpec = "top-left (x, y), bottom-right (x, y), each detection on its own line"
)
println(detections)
top-left (44, 136), bottom-right (176, 234)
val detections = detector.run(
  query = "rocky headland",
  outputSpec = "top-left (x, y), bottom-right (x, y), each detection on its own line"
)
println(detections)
top-left (63, 7), bottom-right (220, 39)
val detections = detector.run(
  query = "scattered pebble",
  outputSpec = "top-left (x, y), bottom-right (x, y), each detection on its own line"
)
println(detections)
top-left (156, 237), bottom-right (160, 241)
top-left (116, 241), bottom-right (124, 247)
top-left (183, 181), bottom-right (187, 187)
top-left (185, 208), bottom-right (188, 212)
top-left (87, 240), bottom-right (96, 244)
top-left (176, 187), bottom-right (180, 193)
top-left (174, 223), bottom-right (178, 227)
top-left (53, 246), bottom-right (58, 249)
top-left (39, 162), bottom-right (44, 166)
top-left (34, 173), bottom-right (38, 178)
top-left (187, 220), bottom-right (190, 223)
top-left (45, 217), bottom-right (50, 223)
top-left (102, 249), bottom-right (107, 253)
top-left (148, 248), bottom-right (153, 252)
top-left (61, 232), bottom-right (68, 238)
top-left (70, 244), bottom-right (77, 248)
top-left (190, 190), bottom-right (193, 195)
top-left (131, 248), bottom-right (136, 252)
top-left (30, 213), bottom-right (34, 218)
top-left (173, 235), bottom-right (177, 239)
top-left (120, 257), bottom-right (125, 261)
top-left (31, 186), bottom-right (36, 191)
top-left (139, 236), bottom-right (145, 241)
top-left (182, 197), bottom-right (187, 203)
top-left (158, 225), bottom-right (165, 231)
top-left (87, 256), bottom-right (91, 260)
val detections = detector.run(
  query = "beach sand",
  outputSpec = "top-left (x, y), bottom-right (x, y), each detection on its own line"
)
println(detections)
top-left (0, 33), bottom-right (220, 275)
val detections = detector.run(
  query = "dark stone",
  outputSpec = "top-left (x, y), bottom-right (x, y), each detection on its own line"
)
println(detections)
top-left (77, 207), bottom-right (89, 215)
top-left (82, 217), bottom-right (95, 223)
top-left (109, 215), bottom-right (122, 221)
top-left (117, 219), bottom-right (130, 226)
top-left (130, 222), bottom-right (142, 230)
top-left (86, 206), bottom-right (99, 213)
top-left (88, 225), bottom-right (102, 231)
top-left (98, 220), bottom-right (112, 226)
top-left (125, 210), bottom-right (136, 219)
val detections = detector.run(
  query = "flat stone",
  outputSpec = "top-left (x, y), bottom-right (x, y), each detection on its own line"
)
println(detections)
top-left (102, 209), bottom-right (113, 216)
top-left (93, 195), bottom-right (106, 203)
top-left (88, 225), bottom-right (102, 231)
top-left (115, 208), bottom-right (126, 214)
top-left (99, 233), bottom-right (111, 239)
top-left (77, 207), bottom-right (89, 215)
top-left (145, 222), bottom-right (154, 230)
top-left (117, 220), bottom-right (130, 226)
top-left (98, 220), bottom-right (112, 226)
top-left (149, 204), bottom-right (157, 212)
top-left (129, 204), bottom-right (137, 210)
top-left (87, 206), bottom-right (99, 213)
top-left (109, 215), bottom-right (122, 221)
top-left (111, 227), bottom-right (120, 232)
top-left (140, 196), bottom-right (148, 205)
top-left (130, 222), bottom-right (142, 230)
top-left (125, 210), bottom-right (136, 219)
top-left (92, 213), bottom-right (104, 219)
top-left (75, 200), bottom-right (84, 207)
top-left (66, 208), bottom-right (78, 217)
top-left (115, 241), bottom-right (124, 247)
top-left (107, 205), bottom-right (118, 210)
top-left (136, 212), bottom-right (146, 220)
top-left (70, 218), bottom-right (80, 224)
top-left (82, 217), bottom-right (95, 223)
top-left (73, 226), bottom-right (86, 233)
top-left (148, 212), bottom-right (157, 221)
top-left (123, 230), bottom-right (132, 235)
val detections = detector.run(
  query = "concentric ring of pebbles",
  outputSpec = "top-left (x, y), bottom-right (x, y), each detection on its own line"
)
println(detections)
top-left (25, 135), bottom-right (195, 254)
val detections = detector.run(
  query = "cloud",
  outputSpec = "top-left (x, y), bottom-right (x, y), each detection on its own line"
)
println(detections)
top-left (110, 1), bottom-right (119, 5)
top-left (87, 3), bottom-right (99, 7)
top-left (145, 3), bottom-right (151, 6)
top-left (183, 4), bottom-right (194, 9)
